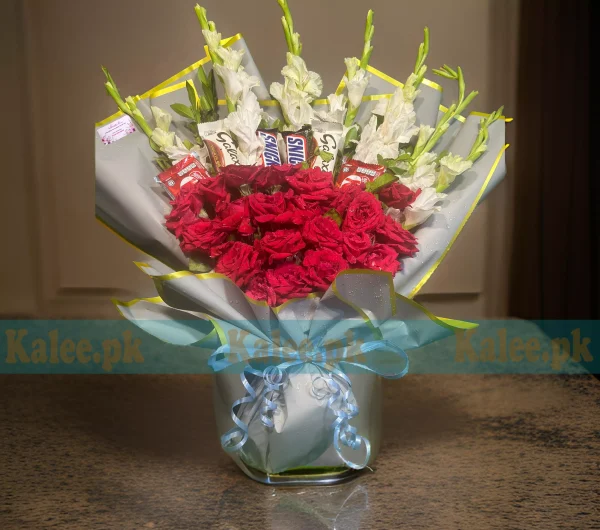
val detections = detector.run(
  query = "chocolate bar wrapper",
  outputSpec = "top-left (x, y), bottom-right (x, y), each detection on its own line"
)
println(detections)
top-left (311, 122), bottom-right (343, 174)
top-left (337, 159), bottom-right (387, 187)
top-left (157, 155), bottom-right (211, 198)
top-left (282, 127), bottom-right (312, 166)
top-left (257, 129), bottom-right (283, 167)
top-left (198, 120), bottom-right (240, 172)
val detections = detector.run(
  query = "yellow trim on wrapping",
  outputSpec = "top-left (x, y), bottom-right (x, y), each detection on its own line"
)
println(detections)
top-left (422, 78), bottom-right (443, 92)
top-left (407, 143), bottom-right (510, 299)
top-left (259, 99), bottom-right (280, 107)
top-left (114, 296), bottom-right (164, 308)
top-left (112, 294), bottom-right (228, 347)
top-left (272, 292), bottom-right (322, 314)
top-left (366, 65), bottom-right (443, 93)
top-left (396, 294), bottom-right (478, 331)
top-left (96, 34), bottom-right (242, 127)
top-left (203, 33), bottom-right (243, 58)
top-left (96, 110), bottom-right (124, 128)
top-left (312, 99), bottom-right (329, 106)
top-left (149, 81), bottom-right (188, 99)
top-left (471, 110), bottom-right (513, 123)
top-left (139, 56), bottom-right (211, 102)
top-left (136, 265), bottom-right (271, 309)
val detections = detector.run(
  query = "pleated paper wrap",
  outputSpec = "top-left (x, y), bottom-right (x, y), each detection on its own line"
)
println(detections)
top-left (96, 34), bottom-right (508, 475)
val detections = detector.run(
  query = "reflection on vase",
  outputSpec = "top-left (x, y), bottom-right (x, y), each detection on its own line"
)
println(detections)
top-left (214, 480), bottom-right (370, 530)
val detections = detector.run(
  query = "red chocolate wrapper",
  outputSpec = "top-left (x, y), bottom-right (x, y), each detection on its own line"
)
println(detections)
top-left (283, 127), bottom-right (312, 166)
top-left (158, 155), bottom-right (211, 198)
top-left (337, 160), bottom-right (387, 187)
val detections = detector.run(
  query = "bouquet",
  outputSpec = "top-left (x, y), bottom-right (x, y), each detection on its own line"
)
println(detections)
top-left (95, 1), bottom-right (509, 483)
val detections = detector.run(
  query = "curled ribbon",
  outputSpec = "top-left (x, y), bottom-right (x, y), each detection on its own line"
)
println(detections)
top-left (210, 340), bottom-right (408, 470)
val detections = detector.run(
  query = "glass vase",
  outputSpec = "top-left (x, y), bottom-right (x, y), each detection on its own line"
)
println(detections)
top-left (212, 362), bottom-right (382, 485)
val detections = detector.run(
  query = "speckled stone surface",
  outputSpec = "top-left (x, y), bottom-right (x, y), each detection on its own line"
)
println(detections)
top-left (1, 374), bottom-right (599, 529)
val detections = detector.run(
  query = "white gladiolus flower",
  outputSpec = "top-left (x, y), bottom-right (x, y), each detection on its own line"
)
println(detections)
top-left (354, 84), bottom-right (419, 165)
top-left (163, 136), bottom-right (207, 164)
top-left (214, 65), bottom-right (259, 106)
top-left (400, 162), bottom-right (437, 191)
top-left (403, 187), bottom-right (446, 229)
top-left (281, 53), bottom-right (323, 101)
top-left (345, 68), bottom-right (370, 110)
top-left (151, 106), bottom-right (172, 132)
top-left (402, 73), bottom-right (420, 103)
top-left (415, 125), bottom-right (434, 153)
top-left (354, 115), bottom-right (400, 164)
top-left (202, 29), bottom-right (222, 53)
top-left (216, 46), bottom-right (245, 72)
top-left (343, 58), bottom-right (370, 110)
top-left (224, 90), bottom-right (264, 165)
top-left (344, 57), bottom-right (361, 80)
top-left (151, 128), bottom-right (175, 150)
top-left (314, 93), bottom-right (347, 124)
top-left (436, 153), bottom-right (473, 192)
top-left (270, 81), bottom-right (315, 130)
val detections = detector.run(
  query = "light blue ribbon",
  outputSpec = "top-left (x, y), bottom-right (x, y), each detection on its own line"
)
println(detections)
top-left (210, 340), bottom-right (409, 470)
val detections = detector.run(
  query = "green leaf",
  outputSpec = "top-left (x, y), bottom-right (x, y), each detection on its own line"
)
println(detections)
top-left (170, 103), bottom-right (196, 120)
top-left (318, 149), bottom-right (334, 163)
top-left (389, 166), bottom-right (406, 176)
top-left (324, 209), bottom-right (343, 227)
top-left (365, 172), bottom-right (398, 193)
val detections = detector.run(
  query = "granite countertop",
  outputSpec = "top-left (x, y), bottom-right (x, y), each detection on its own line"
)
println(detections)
top-left (1, 374), bottom-right (599, 529)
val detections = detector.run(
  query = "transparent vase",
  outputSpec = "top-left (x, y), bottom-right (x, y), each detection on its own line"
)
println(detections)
top-left (213, 362), bottom-right (382, 485)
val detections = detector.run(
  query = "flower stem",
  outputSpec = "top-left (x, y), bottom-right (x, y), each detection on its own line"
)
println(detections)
top-left (360, 10), bottom-right (375, 69)
top-left (412, 27), bottom-right (429, 88)
top-left (276, 0), bottom-right (302, 55)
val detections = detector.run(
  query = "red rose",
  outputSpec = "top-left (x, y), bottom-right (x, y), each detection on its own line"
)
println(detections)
top-left (298, 187), bottom-right (338, 214)
top-left (356, 244), bottom-right (400, 274)
top-left (258, 229), bottom-right (306, 264)
top-left (216, 198), bottom-right (254, 237)
top-left (194, 174), bottom-right (229, 203)
top-left (331, 184), bottom-right (362, 216)
top-left (248, 191), bottom-right (294, 225)
top-left (221, 164), bottom-right (300, 192)
top-left (342, 191), bottom-right (385, 233)
top-left (267, 264), bottom-right (313, 304)
top-left (375, 216), bottom-right (418, 257)
top-left (179, 219), bottom-right (230, 256)
top-left (303, 249), bottom-right (349, 290)
top-left (245, 271), bottom-right (277, 306)
top-left (252, 164), bottom-right (299, 191)
top-left (286, 168), bottom-right (334, 195)
top-left (379, 182), bottom-right (420, 210)
top-left (220, 165), bottom-right (258, 189)
top-left (165, 186), bottom-right (205, 237)
top-left (342, 232), bottom-right (373, 264)
top-left (215, 242), bottom-right (262, 287)
top-left (302, 216), bottom-right (342, 250)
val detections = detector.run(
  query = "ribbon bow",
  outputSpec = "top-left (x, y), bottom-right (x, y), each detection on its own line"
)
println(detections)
top-left (210, 340), bottom-right (409, 470)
